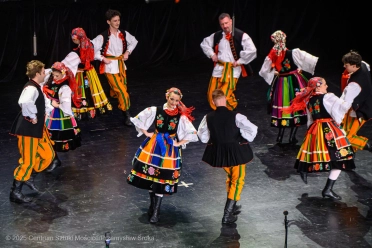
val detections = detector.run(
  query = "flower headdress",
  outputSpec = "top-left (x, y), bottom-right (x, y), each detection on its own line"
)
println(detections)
top-left (268, 30), bottom-right (288, 71)
top-left (165, 87), bottom-right (195, 122)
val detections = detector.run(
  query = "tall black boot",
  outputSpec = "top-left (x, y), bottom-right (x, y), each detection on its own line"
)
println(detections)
top-left (10, 180), bottom-right (32, 203)
top-left (150, 195), bottom-right (163, 224)
top-left (148, 192), bottom-right (156, 216)
top-left (276, 127), bottom-right (285, 144)
top-left (23, 172), bottom-right (44, 193)
top-left (322, 179), bottom-right (342, 200)
top-left (122, 111), bottom-right (133, 127)
top-left (300, 171), bottom-right (308, 184)
top-left (233, 203), bottom-right (242, 215)
top-left (222, 199), bottom-right (238, 224)
top-left (289, 127), bottom-right (298, 145)
top-left (46, 154), bottom-right (62, 173)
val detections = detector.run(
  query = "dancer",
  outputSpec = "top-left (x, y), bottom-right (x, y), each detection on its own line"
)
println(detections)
top-left (259, 30), bottom-right (318, 147)
top-left (62, 27), bottom-right (112, 121)
top-left (127, 87), bottom-right (198, 224)
top-left (9, 60), bottom-right (55, 203)
top-left (43, 62), bottom-right (82, 172)
top-left (283, 77), bottom-right (356, 200)
top-left (197, 89), bottom-right (257, 224)
top-left (92, 9), bottom-right (138, 126)
top-left (340, 50), bottom-right (372, 152)
top-left (200, 13), bottom-right (257, 111)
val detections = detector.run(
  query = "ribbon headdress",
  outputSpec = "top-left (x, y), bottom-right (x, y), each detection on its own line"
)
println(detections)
top-left (71, 27), bottom-right (94, 70)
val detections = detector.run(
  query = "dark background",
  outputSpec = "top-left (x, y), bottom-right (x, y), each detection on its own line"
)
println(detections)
top-left (0, 0), bottom-right (370, 84)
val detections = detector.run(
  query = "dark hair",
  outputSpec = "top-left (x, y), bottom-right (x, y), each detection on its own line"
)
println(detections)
top-left (105, 9), bottom-right (121, 21)
top-left (218, 13), bottom-right (231, 20)
top-left (26, 60), bottom-right (44, 79)
top-left (342, 50), bottom-right (362, 68)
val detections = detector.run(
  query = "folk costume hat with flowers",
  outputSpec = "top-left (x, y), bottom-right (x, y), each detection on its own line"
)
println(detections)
top-left (268, 30), bottom-right (288, 72)
top-left (165, 87), bottom-right (195, 122)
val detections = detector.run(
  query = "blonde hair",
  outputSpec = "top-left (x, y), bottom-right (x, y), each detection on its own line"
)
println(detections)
top-left (212, 89), bottom-right (225, 102)
top-left (26, 60), bottom-right (45, 79)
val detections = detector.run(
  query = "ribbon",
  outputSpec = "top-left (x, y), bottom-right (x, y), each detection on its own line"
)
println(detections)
top-left (156, 132), bottom-right (174, 157)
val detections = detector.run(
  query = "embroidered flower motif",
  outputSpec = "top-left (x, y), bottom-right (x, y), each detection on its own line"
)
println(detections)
top-left (339, 148), bottom-right (348, 157)
top-left (148, 166), bottom-right (155, 175)
top-left (127, 174), bottom-right (134, 182)
top-left (173, 170), bottom-right (179, 179)
top-left (142, 165), bottom-right (148, 174)
top-left (325, 163), bottom-right (330, 170)
top-left (168, 118), bottom-right (178, 130)
top-left (281, 119), bottom-right (287, 126)
top-left (325, 131), bottom-right (334, 141)
top-left (314, 163), bottom-right (320, 171)
top-left (154, 169), bottom-right (160, 176)
top-left (156, 114), bottom-right (164, 128)
top-left (165, 185), bottom-right (171, 192)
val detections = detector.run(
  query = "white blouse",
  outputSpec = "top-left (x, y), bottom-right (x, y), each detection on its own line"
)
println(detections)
top-left (259, 48), bottom-right (318, 85)
top-left (200, 32), bottom-right (257, 78)
top-left (42, 69), bottom-right (73, 116)
top-left (197, 113), bottom-right (258, 143)
top-left (130, 104), bottom-right (199, 149)
top-left (306, 93), bottom-right (353, 127)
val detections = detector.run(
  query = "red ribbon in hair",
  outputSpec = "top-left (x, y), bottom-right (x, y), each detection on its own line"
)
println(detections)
top-left (71, 27), bottom-right (94, 70)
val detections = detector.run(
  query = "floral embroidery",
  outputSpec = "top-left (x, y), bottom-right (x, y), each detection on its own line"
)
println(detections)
top-left (168, 118), bottom-right (178, 130)
top-left (324, 127), bottom-right (335, 147)
top-left (310, 99), bottom-right (320, 114)
top-left (173, 170), bottom-right (179, 179)
top-left (339, 148), bottom-right (349, 157)
top-left (281, 58), bottom-right (291, 71)
top-left (314, 163), bottom-right (320, 171)
top-left (154, 169), bottom-right (160, 176)
top-left (142, 164), bottom-right (148, 174)
top-left (165, 185), bottom-right (171, 192)
top-left (272, 119), bottom-right (278, 126)
top-left (127, 174), bottom-right (134, 182)
top-left (148, 167), bottom-right (155, 175)
top-left (325, 163), bottom-right (330, 170)
top-left (156, 114), bottom-right (164, 128)
top-left (281, 119), bottom-right (288, 126)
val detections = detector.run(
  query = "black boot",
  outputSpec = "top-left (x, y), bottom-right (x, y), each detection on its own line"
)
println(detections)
top-left (122, 111), bottom-right (133, 126)
top-left (289, 127), bottom-right (298, 145)
top-left (300, 171), bottom-right (308, 184)
top-left (322, 179), bottom-right (342, 200)
top-left (10, 180), bottom-right (32, 203)
top-left (150, 195), bottom-right (163, 224)
top-left (46, 155), bottom-right (62, 173)
top-left (23, 172), bottom-right (43, 194)
top-left (222, 199), bottom-right (238, 224)
top-left (233, 203), bottom-right (242, 215)
top-left (363, 141), bottom-right (372, 152)
top-left (148, 192), bottom-right (156, 216)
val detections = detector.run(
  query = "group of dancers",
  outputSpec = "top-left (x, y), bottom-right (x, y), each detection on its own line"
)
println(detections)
top-left (9, 11), bottom-right (372, 227)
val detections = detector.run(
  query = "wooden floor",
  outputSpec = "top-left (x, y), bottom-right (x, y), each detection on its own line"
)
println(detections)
top-left (1, 59), bottom-right (372, 248)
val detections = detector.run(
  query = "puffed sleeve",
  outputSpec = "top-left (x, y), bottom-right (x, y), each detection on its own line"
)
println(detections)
top-left (235, 114), bottom-right (258, 142)
top-left (62, 52), bottom-right (81, 76)
top-left (259, 56), bottom-right (276, 85)
top-left (197, 115), bottom-right (210, 143)
top-left (18, 86), bottom-right (39, 119)
top-left (236, 33), bottom-right (257, 65)
top-left (200, 33), bottom-right (216, 58)
top-left (177, 115), bottom-right (198, 148)
top-left (58, 85), bottom-right (73, 116)
top-left (91, 35), bottom-right (104, 61)
top-left (130, 107), bottom-right (157, 137)
top-left (292, 48), bottom-right (318, 75)
top-left (323, 93), bottom-right (353, 124)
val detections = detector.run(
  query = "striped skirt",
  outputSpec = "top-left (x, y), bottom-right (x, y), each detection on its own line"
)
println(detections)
top-left (72, 67), bottom-right (112, 120)
top-left (127, 132), bottom-right (182, 194)
top-left (45, 108), bottom-right (81, 152)
top-left (295, 119), bottom-right (355, 173)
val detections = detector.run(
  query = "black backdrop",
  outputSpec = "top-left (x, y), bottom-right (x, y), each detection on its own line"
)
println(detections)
top-left (0, 0), bottom-right (370, 83)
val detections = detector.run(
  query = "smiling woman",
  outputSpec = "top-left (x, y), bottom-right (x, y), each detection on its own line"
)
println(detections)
top-left (126, 87), bottom-right (198, 224)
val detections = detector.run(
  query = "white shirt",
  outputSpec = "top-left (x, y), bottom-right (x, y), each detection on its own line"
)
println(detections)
top-left (91, 30), bottom-right (138, 74)
top-left (259, 48), bottom-right (318, 85)
top-left (130, 104), bottom-right (199, 149)
top-left (18, 82), bottom-right (51, 119)
top-left (200, 31), bottom-right (257, 78)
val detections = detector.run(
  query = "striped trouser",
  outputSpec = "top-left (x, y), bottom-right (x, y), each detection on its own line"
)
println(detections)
top-left (223, 164), bottom-right (246, 201)
top-left (104, 72), bottom-right (130, 111)
top-left (14, 126), bottom-right (55, 181)
top-left (341, 111), bottom-right (367, 151)
top-left (207, 77), bottom-right (238, 111)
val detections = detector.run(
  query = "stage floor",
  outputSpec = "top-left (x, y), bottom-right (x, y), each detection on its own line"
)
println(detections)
top-left (1, 60), bottom-right (372, 248)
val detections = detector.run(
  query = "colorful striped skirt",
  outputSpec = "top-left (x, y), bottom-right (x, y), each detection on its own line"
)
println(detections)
top-left (295, 119), bottom-right (355, 173)
top-left (127, 132), bottom-right (182, 194)
top-left (45, 108), bottom-right (81, 152)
